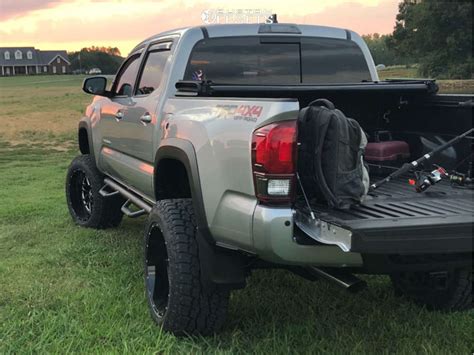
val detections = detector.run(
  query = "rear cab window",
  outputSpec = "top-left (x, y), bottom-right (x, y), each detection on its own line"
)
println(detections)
top-left (184, 36), bottom-right (371, 84)
top-left (301, 37), bottom-right (370, 83)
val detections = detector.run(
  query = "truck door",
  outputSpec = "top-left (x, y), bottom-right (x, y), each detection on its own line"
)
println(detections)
top-left (97, 51), bottom-right (142, 187)
top-left (99, 42), bottom-right (172, 198)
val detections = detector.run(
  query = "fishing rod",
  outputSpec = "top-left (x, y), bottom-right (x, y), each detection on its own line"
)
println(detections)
top-left (370, 128), bottom-right (474, 191)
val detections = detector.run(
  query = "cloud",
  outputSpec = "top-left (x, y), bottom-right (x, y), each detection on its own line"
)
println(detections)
top-left (0, 0), bottom-right (57, 20)
top-left (0, 0), bottom-right (399, 54)
top-left (0, 1), bottom-right (208, 53)
top-left (283, 0), bottom-right (399, 35)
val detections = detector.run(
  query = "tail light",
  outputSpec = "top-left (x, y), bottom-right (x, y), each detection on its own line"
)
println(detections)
top-left (251, 120), bottom-right (297, 205)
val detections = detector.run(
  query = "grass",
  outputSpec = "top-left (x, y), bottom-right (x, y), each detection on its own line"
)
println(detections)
top-left (377, 66), bottom-right (419, 79)
top-left (0, 75), bottom-right (89, 145)
top-left (1, 75), bottom-right (473, 354)
top-left (378, 66), bottom-right (474, 94)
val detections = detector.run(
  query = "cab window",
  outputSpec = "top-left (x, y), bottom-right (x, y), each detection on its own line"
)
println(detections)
top-left (136, 49), bottom-right (170, 95)
top-left (114, 55), bottom-right (140, 96)
top-left (184, 36), bottom-right (371, 84)
top-left (301, 37), bottom-right (371, 83)
top-left (184, 37), bottom-right (300, 84)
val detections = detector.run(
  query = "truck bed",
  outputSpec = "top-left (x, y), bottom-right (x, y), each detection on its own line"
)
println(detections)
top-left (299, 177), bottom-right (474, 254)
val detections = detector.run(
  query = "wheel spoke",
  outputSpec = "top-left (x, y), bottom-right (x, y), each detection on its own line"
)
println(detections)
top-left (146, 265), bottom-right (156, 298)
top-left (79, 176), bottom-right (92, 214)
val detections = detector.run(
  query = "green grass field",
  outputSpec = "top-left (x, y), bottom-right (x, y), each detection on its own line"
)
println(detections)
top-left (378, 66), bottom-right (474, 94)
top-left (0, 75), bottom-right (473, 354)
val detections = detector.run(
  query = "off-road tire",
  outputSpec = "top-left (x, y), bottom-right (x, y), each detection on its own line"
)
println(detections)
top-left (144, 199), bottom-right (229, 335)
top-left (66, 154), bottom-right (124, 228)
top-left (391, 268), bottom-right (472, 311)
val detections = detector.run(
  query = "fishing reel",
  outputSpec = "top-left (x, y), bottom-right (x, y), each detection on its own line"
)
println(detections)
top-left (449, 171), bottom-right (473, 187)
top-left (408, 165), bottom-right (473, 192)
top-left (409, 166), bottom-right (447, 193)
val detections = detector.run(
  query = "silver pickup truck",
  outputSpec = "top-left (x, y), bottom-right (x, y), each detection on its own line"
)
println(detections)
top-left (66, 23), bottom-right (473, 335)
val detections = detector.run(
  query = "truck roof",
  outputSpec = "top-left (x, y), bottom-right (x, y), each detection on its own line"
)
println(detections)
top-left (131, 23), bottom-right (356, 54)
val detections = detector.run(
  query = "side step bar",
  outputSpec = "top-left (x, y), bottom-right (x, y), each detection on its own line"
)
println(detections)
top-left (100, 178), bottom-right (153, 217)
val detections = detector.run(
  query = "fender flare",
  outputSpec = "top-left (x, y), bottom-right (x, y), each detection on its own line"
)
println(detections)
top-left (154, 138), bottom-right (211, 243)
top-left (155, 139), bottom-right (246, 290)
top-left (78, 118), bottom-right (94, 160)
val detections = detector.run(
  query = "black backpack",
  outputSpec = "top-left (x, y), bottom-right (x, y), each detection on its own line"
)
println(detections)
top-left (297, 99), bottom-right (369, 209)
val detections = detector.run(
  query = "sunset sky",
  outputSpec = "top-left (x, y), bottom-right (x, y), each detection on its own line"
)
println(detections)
top-left (0, 0), bottom-right (401, 56)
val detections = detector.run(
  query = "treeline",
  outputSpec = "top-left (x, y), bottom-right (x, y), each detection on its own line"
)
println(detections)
top-left (362, 34), bottom-right (408, 67)
top-left (364, 0), bottom-right (472, 79)
top-left (68, 46), bottom-right (124, 74)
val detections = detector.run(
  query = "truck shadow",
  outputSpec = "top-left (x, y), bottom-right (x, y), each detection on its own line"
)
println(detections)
top-left (95, 218), bottom-right (469, 353)
top-left (212, 269), bottom-right (466, 352)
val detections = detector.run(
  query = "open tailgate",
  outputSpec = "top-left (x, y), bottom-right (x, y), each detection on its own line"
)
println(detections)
top-left (296, 178), bottom-right (474, 254)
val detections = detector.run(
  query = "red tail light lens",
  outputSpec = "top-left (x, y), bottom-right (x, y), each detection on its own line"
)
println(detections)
top-left (253, 121), bottom-right (296, 174)
top-left (251, 120), bottom-right (297, 205)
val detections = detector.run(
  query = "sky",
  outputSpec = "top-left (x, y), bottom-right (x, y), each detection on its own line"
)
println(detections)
top-left (0, 0), bottom-right (400, 56)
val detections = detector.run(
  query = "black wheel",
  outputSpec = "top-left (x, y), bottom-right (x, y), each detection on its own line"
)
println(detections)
top-left (144, 199), bottom-right (229, 335)
top-left (66, 154), bottom-right (124, 228)
top-left (391, 268), bottom-right (472, 311)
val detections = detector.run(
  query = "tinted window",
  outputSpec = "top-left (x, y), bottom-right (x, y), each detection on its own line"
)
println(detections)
top-left (184, 37), bottom-right (300, 84)
top-left (301, 37), bottom-right (371, 83)
top-left (184, 36), bottom-right (371, 84)
top-left (136, 50), bottom-right (170, 95)
top-left (114, 55), bottom-right (140, 96)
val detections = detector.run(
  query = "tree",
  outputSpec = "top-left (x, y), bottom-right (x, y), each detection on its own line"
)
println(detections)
top-left (362, 33), bottom-right (409, 66)
top-left (68, 47), bottom-right (124, 74)
top-left (388, 0), bottom-right (472, 79)
top-left (83, 46), bottom-right (121, 57)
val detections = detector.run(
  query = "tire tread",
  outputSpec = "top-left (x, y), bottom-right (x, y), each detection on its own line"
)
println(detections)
top-left (147, 199), bottom-right (229, 335)
top-left (66, 154), bottom-right (124, 229)
top-left (391, 269), bottom-right (472, 311)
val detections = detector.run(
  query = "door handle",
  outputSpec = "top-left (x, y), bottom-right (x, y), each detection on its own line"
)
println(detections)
top-left (115, 110), bottom-right (124, 120)
top-left (140, 113), bottom-right (152, 124)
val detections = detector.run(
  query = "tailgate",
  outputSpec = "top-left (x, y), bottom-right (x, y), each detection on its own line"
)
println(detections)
top-left (296, 178), bottom-right (474, 254)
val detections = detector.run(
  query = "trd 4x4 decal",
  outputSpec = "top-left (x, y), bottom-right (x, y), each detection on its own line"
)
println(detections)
top-left (216, 104), bottom-right (263, 122)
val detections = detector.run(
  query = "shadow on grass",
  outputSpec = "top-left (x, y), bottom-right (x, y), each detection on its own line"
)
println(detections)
top-left (87, 218), bottom-right (473, 353)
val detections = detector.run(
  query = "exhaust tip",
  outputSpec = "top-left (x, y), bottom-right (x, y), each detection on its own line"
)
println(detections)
top-left (346, 279), bottom-right (367, 293)
top-left (309, 267), bottom-right (367, 293)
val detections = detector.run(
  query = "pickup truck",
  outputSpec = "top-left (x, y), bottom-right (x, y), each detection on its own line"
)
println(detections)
top-left (66, 23), bottom-right (473, 335)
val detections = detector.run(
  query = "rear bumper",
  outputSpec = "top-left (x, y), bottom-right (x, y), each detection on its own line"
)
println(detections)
top-left (252, 206), bottom-right (363, 267)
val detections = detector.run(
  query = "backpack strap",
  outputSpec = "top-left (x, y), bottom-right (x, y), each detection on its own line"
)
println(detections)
top-left (313, 114), bottom-right (340, 208)
top-left (297, 105), bottom-right (310, 123)
top-left (307, 98), bottom-right (335, 110)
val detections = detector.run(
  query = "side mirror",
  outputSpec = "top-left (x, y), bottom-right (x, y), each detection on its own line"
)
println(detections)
top-left (82, 76), bottom-right (110, 96)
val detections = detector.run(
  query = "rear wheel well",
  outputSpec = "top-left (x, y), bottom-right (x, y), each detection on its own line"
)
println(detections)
top-left (154, 159), bottom-right (191, 201)
top-left (153, 157), bottom-right (247, 291)
top-left (78, 128), bottom-right (90, 154)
